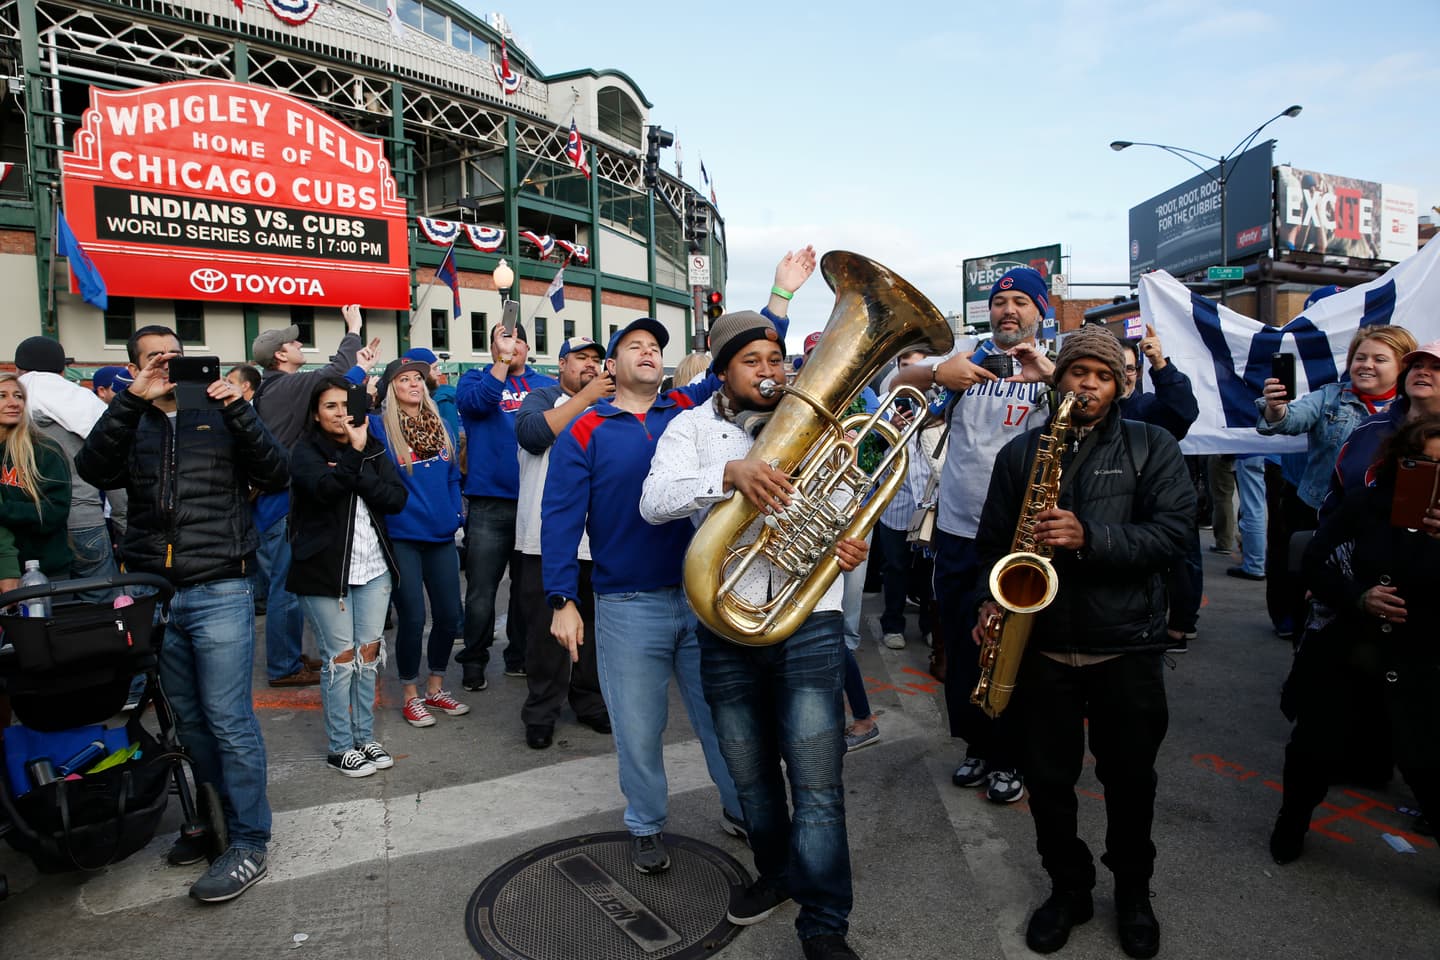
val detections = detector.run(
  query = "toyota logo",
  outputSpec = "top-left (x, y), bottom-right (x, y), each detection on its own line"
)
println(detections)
top-left (190, 268), bottom-right (227, 294)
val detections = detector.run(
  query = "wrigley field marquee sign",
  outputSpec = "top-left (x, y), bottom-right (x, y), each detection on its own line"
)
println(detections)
top-left (61, 79), bottom-right (410, 308)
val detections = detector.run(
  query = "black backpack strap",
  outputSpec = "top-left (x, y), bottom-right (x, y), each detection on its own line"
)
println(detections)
top-left (1123, 419), bottom-right (1151, 480)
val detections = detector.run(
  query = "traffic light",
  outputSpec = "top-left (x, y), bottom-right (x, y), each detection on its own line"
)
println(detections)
top-left (705, 289), bottom-right (724, 321)
top-left (644, 125), bottom-right (673, 190)
top-left (684, 192), bottom-right (708, 249)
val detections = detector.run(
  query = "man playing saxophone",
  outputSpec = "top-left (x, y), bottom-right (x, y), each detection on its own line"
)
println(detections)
top-left (970, 327), bottom-right (1193, 959)
top-left (640, 309), bottom-right (869, 960)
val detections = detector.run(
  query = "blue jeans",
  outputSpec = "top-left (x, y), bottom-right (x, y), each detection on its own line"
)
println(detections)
top-left (69, 523), bottom-right (119, 604)
top-left (459, 497), bottom-right (525, 673)
top-left (1236, 456), bottom-right (1267, 575)
top-left (698, 612), bottom-right (852, 940)
top-left (300, 574), bottom-right (392, 755)
top-left (593, 586), bottom-right (740, 835)
top-left (157, 578), bottom-right (271, 851)
top-left (840, 532), bottom-right (872, 651)
top-left (391, 540), bottom-right (462, 683)
top-left (256, 510), bottom-right (305, 680)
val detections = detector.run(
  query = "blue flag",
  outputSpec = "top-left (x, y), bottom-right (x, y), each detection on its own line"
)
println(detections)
top-left (56, 213), bottom-right (108, 311)
top-left (435, 243), bottom-right (461, 318)
top-left (545, 268), bottom-right (565, 313)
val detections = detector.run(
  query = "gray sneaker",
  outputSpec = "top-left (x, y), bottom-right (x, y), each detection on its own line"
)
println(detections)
top-left (189, 846), bottom-right (267, 903)
top-left (630, 834), bottom-right (670, 874)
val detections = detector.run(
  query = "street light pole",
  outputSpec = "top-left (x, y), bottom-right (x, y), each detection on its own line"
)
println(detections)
top-left (1111, 105), bottom-right (1302, 302)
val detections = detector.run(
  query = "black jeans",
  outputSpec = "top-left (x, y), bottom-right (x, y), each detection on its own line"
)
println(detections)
top-left (1013, 651), bottom-right (1169, 891)
top-left (934, 530), bottom-right (1018, 769)
top-left (458, 496), bottom-right (526, 673)
top-left (515, 553), bottom-right (606, 728)
top-left (1264, 469), bottom-right (1318, 636)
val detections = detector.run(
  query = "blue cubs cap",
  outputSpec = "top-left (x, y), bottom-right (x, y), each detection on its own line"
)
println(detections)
top-left (989, 267), bottom-right (1051, 317)
top-left (605, 317), bottom-right (668, 359)
top-left (1304, 284), bottom-right (1343, 310)
top-left (92, 365), bottom-right (131, 393)
top-left (402, 346), bottom-right (439, 364)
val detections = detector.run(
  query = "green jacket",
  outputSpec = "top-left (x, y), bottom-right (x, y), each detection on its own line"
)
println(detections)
top-left (0, 524), bottom-right (18, 581)
top-left (0, 437), bottom-right (73, 577)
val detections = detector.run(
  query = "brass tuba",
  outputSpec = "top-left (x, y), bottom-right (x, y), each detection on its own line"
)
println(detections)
top-left (971, 391), bottom-right (1085, 718)
top-left (683, 251), bottom-right (954, 646)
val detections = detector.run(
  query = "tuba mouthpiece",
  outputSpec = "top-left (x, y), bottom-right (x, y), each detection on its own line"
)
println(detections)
top-left (757, 378), bottom-right (781, 399)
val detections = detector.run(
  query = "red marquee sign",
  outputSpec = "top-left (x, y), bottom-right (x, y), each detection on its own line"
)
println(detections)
top-left (61, 80), bottom-right (410, 309)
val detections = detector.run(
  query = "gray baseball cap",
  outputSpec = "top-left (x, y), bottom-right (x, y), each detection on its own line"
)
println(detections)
top-left (252, 325), bottom-right (301, 366)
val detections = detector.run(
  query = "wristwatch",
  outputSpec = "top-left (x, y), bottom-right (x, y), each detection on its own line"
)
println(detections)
top-left (548, 595), bottom-right (572, 610)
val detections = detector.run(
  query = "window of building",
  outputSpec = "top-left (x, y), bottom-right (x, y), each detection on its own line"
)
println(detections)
top-left (471, 311), bottom-right (488, 352)
top-left (431, 308), bottom-right (450, 352)
top-left (563, 318), bottom-right (575, 340)
top-left (173, 300), bottom-right (205, 346)
top-left (289, 305), bottom-right (315, 347)
top-left (398, 0), bottom-right (422, 29)
top-left (609, 323), bottom-right (617, 342)
top-left (103, 297), bottom-right (135, 345)
top-left (597, 86), bottom-right (643, 149)
top-left (421, 4), bottom-right (447, 40)
top-left (451, 26), bottom-right (471, 55)
top-left (533, 317), bottom-right (548, 355)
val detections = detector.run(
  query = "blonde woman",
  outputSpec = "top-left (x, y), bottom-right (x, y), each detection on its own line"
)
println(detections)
top-left (672, 351), bottom-right (711, 387)
top-left (0, 372), bottom-right (72, 578)
top-left (370, 359), bottom-right (469, 727)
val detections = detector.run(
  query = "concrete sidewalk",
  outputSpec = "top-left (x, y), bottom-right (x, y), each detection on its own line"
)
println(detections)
top-left (2, 549), bottom-right (1438, 959)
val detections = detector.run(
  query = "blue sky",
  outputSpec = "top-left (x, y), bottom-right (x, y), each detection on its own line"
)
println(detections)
top-left (475, 0), bottom-right (1440, 343)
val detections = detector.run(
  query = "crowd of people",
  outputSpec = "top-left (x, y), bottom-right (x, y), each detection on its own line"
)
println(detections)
top-left (0, 255), bottom-right (1435, 959)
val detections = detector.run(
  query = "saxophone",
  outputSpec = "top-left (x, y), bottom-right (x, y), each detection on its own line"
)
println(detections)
top-left (971, 391), bottom-right (1084, 719)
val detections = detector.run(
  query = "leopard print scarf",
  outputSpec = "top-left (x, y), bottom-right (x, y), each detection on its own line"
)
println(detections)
top-left (399, 405), bottom-right (447, 461)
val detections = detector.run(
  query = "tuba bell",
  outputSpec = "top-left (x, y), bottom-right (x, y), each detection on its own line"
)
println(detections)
top-left (683, 251), bottom-right (954, 646)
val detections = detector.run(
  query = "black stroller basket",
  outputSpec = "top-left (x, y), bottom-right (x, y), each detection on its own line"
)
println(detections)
top-left (0, 573), bottom-right (220, 881)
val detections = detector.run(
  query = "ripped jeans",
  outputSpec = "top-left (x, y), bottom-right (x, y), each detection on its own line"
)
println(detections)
top-left (300, 573), bottom-right (392, 755)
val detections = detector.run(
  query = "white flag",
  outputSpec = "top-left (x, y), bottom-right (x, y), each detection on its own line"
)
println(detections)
top-left (386, 1), bottom-right (404, 37)
top-left (545, 268), bottom-right (565, 313)
top-left (1137, 238), bottom-right (1440, 455)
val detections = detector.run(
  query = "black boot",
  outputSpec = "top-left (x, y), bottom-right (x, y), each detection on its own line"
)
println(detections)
top-left (1269, 809), bottom-right (1309, 865)
top-left (1114, 882), bottom-right (1159, 959)
top-left (1025, 888), bottom-right (1094, 954)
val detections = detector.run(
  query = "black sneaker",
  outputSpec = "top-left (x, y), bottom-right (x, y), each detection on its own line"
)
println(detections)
top-left (327, 749), bottom-right (377, 778)
top-left (526, 724), bottom-right (554, 750)
top-left (503, 665), bottom-right (527, 678)
top-left (1269, 810), bottom-right (1308, 864)
top-left (167, 831), bottom-right (209, 866)
top-left (1115, 883), bottom-right (1160, 959)
top-left (1025, 888), bottom-right (1093, 954)
top-left (189, 846), bottom-right (267, 903)
top-left (952, 755), bottom-right (989, 788)
top-left (726, 879), bottom-right (790, 925)
top-left (578, 713), bottom-right (613, 735)
top-left (721, 808), bottom-right (748, 842)
top-left (462, 666), bottom-right (488, 692)
top-left (801, 934), bottom-right (860, 959)
top-left (630, 834), bottom-right (670, 874)
top-left (358, 742), bottom-right (394, 770)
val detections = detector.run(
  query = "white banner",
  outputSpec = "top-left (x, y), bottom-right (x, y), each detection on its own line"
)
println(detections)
top-left (1137, 238), bottom-right (1440, 455)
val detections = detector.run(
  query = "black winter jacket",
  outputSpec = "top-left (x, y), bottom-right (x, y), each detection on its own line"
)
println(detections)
top-left (285, 431), bottom-right (407, 598)
top-left (75, 391), bottom-right (288, 587)
top-left (974, 405), bottom-right (1194, 655)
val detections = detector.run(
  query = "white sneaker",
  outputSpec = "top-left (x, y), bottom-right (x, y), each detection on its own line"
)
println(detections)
top-left (881, 632), bottom-right (906, 650)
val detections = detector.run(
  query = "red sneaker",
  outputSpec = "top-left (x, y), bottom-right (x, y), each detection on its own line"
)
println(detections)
top-left (424, 689), bottom-right (471, 717)
top-left (403, 696), bottom-right (436, 728)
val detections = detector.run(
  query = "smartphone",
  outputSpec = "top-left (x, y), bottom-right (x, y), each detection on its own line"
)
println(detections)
top-left (501, 299), bottom-right (520, 332)
top-left (1390, 457), bottom-right (1440, 529)
top-left (346, 383), bottom-right (369, 427)
top-left (169, 355), bottom-right (222, 409)
top-left (1271, 352), bottom-right (1297, 400)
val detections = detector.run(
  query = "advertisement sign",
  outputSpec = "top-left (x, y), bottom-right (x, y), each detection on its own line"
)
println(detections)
top-left (962, 243), bottom-right (1061, 328)
top-left (1127, 140), bottom-right (1274, 285)
top-left (1275, 165), bottom-right (1418, 264)
top-left (61, 80), bottom-right (410, 308)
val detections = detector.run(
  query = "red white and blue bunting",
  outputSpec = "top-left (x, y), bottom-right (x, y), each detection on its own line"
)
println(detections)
top-left (417, 217), bottom-right (462, 246)
top-left (493, 39), bottom-right (523, 95)
top-left (466, 224), bottom-right (505, 252)
top-left (520, 230), bottom-right (555, 259)
top-left (263, 0), bottom-right (321, 26)
top-left (554, 239), bottom-right (590, 264)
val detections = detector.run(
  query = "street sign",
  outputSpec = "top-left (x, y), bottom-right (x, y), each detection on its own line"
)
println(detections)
top-left (688, 254), bottom-right (711, 286)
top-left (1051, 272), bottom-right (1069, 300)
top-left (1207, 266), bottom-right (1245, 281)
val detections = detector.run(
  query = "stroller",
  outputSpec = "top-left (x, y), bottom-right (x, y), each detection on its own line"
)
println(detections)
top-left (0, 573), bottom-right (226, 901)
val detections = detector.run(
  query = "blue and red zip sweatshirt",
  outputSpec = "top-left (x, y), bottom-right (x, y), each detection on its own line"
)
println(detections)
top-left (541, 307), bottom-right (790, 602)
top-left (456, 364), bottom-right (557, 499)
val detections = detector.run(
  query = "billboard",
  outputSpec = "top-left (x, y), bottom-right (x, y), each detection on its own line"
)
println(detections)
top-left (1275, 165), bottom-right (1418, 264)
top-left (962, 243), bottom-right (1061, 328)
top-left (61, 80), bottom-right (410, 308)
top-left (1127, 140), bottom-right (1274, 285)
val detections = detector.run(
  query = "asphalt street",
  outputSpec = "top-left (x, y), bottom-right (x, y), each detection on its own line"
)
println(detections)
top-left (2, 547), bottom-right (1437, 959)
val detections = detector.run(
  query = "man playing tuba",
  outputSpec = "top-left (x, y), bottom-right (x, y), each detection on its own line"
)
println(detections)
top-left (640, 309), bottom-right (869, 960)
top-left (970, 326), bottom-right (1192, 959)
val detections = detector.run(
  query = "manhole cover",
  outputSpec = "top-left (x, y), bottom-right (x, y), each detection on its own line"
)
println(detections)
top-left (465, 831), bottom-right (752, 960)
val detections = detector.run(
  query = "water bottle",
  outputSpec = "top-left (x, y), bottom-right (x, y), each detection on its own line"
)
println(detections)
top-left (19, 560), bottom-right (52, 619)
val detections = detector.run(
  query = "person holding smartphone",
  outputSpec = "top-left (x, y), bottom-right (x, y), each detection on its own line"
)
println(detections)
top-left (1271, 415), bottom-right (1440, 872)
top-left (287, 378), bottom-right (408, 778)
top-left (368, 359), bottom-right (469, 729)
